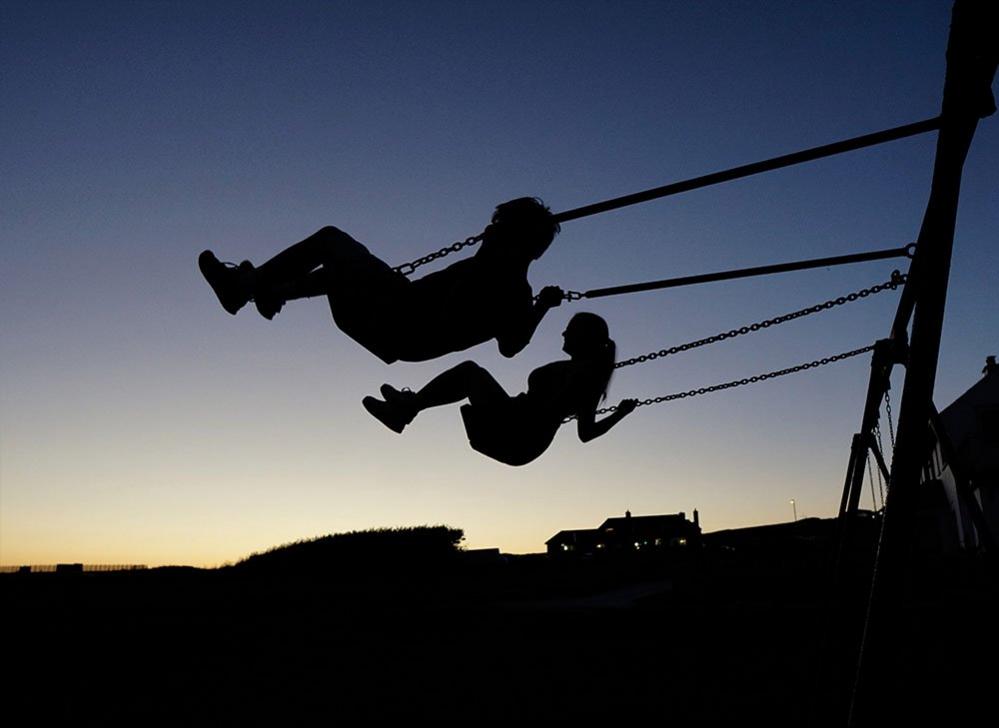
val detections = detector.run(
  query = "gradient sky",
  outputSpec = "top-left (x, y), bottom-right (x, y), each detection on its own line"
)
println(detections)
top-left (2, 1), bottom-right (996, 566)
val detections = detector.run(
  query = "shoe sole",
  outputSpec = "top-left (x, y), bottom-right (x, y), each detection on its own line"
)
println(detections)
top-left (198, 250), bottom-right (244, 315)
top-left (363, 396), bottom-right (406, 434)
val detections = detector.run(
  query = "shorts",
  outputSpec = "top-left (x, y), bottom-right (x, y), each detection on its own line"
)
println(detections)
top-left (323, 235), bottom-right (411, 364)
top-left (460, 395), bottom-right (559, 466)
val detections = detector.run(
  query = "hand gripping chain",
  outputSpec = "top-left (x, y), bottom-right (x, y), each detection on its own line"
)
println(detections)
top-left (392, 234), bottom-right (483, 276)
top-left (564, 344), bottom-right (876, 422)
top-left (614, 272), bottom-right (904, 369)
top-left (603, 345), bottom-right (875, 415)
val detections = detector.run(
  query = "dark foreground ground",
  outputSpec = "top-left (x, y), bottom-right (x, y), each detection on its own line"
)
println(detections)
top-left (5, 543), bottom-right (997, 726)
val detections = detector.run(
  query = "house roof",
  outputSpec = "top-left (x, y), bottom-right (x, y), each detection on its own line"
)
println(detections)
top-left (598, 514), bottom-right (689, 531)
top-left (545, 528), bottom-right (600, 545)
top-left (546, 512), bottom-right (699, 546)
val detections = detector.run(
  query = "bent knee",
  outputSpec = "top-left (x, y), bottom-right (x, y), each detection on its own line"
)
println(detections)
top-left (316, 225), bottom-right (351, 242)
top-left (453, 361), bottom-right (494, 385)
top-left (313, 226), bottom-right (371, 265)
top-left (455, 360), bottom-right (487, 377)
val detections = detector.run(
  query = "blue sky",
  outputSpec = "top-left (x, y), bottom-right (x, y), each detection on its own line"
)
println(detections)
top-left (1, 1), bottom-right (995, 565)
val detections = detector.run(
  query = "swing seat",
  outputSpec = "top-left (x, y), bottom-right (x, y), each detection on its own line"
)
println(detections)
top-left (460, 401), bottom-right (556, 467)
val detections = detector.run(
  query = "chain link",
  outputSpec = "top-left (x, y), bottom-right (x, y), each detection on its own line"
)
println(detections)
top-left (614, 272), bottom-right (905, 369)
top-left (884, 388), bottom-right (896, 454)
top-left (872, 424), bottom-right (888, 510)
top-left (566, 344), bottom-right (875, 421)
top-left (866, 453), bottom-right (878, 511)
top-left (392, 234), bottom-right (484, 276)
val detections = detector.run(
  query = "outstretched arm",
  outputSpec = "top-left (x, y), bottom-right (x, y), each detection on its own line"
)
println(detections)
top-left (576, 398), bottom-right (638, 443)
top-left (496, 285), bottom-right (564, 358)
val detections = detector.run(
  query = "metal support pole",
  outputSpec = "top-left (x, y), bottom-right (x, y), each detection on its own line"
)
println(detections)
top-left (866, 434), bottom-right (891, 484)
top-left (844, 341), bottom-right (899, 517)
top-left (848, 3), bottom-right (997, 725)
top-left (839, 434), bottom-right (866, 518)
top-left (889, 265), bottom-right (919, 342)
top-left (553, 118), bottom-right (941, 223)
top-left (834, 341), bottom-right (898, 585)
top-left (878, 0), bottom-right (997, 586)
top-left (837, 341), bottom-right (899, 520)
top-left (580, 245), bottom-right (912, 300)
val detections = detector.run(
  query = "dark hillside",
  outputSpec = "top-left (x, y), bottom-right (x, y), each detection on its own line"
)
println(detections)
top-left (5, 521), bottom-right (996, 726)
top-left (233, 525), bottom-right (464, 579)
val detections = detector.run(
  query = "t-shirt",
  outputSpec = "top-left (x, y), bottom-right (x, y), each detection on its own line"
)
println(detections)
top-left (324, 247), bottom-right (535, 364)
top-left (461, 360), bottom-right (592, 466)
top-left (397, 256), bottom-right (535, 362)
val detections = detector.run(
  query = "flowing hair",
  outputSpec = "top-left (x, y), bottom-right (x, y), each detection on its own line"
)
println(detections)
top-left (491, 197), bottom-right (561, 258)
top-left (595, 338), bottom-right (616, 402)
top-left (568, 312), bottom-right (616, 402)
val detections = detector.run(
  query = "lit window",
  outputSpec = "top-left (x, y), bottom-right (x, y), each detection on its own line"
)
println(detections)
top-left (678, 538), bottom-right (687, 546)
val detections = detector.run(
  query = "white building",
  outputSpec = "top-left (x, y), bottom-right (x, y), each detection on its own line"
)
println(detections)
top-left (924, 356), bottom-right (998, 552)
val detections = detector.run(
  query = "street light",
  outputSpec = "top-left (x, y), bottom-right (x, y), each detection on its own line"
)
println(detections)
top-left (790, 499), bottom-right (797, 522)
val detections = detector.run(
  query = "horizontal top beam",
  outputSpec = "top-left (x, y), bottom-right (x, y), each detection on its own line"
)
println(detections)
top-left (576, 243), bottom-right (914, 300)
top-left (553, 117), bottom-right (942, 224)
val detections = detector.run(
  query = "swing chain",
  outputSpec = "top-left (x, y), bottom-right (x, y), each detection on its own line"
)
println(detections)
top-left (614, 272), bottom-right (905, 369)
top-left (582, 344), bottom-right (876, 418)
top-left (884, 388), bottom-right (896, 453)
top-left (393, 234), bottom-right (484, 276)
top-left (866, 452), bottom-right (878, 511)
top-left (872, 424), bottom-right (888, 509)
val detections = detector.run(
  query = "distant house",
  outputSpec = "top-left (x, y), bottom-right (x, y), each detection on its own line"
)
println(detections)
top-left (546, 510), bottom-right (701, 557)
top-left (545, 528), bottom-right (602, 556)
top-left (922, 356), bottom-right (998, 553)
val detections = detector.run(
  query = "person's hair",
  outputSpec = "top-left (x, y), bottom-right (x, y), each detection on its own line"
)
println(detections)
top-left (567, 312), bottom-right (616, 402)
top-left (491, 197), bottom-right (560, 258)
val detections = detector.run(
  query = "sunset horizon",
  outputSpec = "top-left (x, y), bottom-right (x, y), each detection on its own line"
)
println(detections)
top-left (3, 0), bottom-right (995, 576)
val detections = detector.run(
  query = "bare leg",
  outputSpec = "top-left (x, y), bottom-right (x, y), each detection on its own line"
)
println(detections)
top-left (365, 361), bottom-right (509, 433)
top-left (411, 361), bottom-right (508, 411)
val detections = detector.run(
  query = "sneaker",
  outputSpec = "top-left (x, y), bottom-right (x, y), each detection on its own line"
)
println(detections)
top-left (362, 396), bottom-right (415, 434)
top-left (198, 250), bottom-right (253, 315)
top-left (380, 384), bottom-right (417, 410)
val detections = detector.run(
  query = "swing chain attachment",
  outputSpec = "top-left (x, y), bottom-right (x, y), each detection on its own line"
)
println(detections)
top-left (393, 234), bottom-right (484, 276)
top-left (574, 344), bottom-right (876, 420)
top-left (614, 271), bottom-right (906, 369)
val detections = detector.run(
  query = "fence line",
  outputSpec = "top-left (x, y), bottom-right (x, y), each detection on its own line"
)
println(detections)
top-left (0, 564), bottom-right (148, 574)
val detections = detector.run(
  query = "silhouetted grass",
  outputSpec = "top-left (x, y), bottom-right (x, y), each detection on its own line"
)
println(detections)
top-left (6, 520), bottom-right (996, 726)
top-left (231, 525), bottom-right (464, 581)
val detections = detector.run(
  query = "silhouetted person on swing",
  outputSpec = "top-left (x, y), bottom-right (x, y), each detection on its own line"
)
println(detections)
top-left (363, 312), bottom-right (638, 465)
top-left (198, 198), bottom-right (564, 364)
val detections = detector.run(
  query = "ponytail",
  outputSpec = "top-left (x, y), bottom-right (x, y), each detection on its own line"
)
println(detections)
top-left (566, 311), bottom-right (616, 402)
top-left (598, 338), bottom-right (616, 401)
